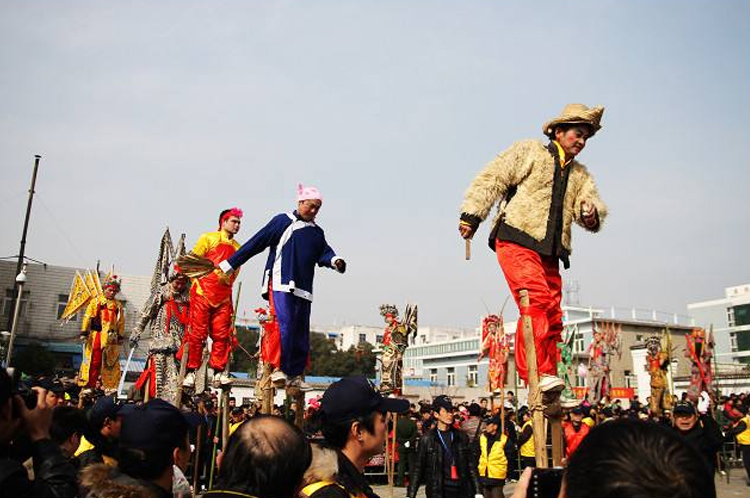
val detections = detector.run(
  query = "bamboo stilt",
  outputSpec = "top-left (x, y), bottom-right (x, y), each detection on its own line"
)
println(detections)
top-left (192, 423), bottom-right (202, 497)
top-left (520, 289), bottom-right (547, 469)
top-left (176, 343), bottom-right (189, 409)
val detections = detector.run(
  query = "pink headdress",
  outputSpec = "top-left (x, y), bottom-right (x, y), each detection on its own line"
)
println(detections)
top-left (297, 183), bottom-right (322, 202)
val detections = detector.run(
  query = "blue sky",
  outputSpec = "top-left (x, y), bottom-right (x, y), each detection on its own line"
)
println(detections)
top-left (1, 1), bottom-right (748, 328)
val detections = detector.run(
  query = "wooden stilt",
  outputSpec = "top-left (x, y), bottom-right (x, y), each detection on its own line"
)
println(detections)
top-left (261, 363), bottom-right (274, 415)
top-left (294, 388), bottom-right (305, 429)
top-left (192, 423), bottom-right (202, 497)
top-left (221, 388), bottom-right (230, 453)
top-left (390, 412), bottom-right (397, 498)
top-left (144, 376), bottom-right (152, 402)
top-left (519, 289), bottom-right (547, 469)
top-left (500, 388), bottom-right (506, 436)
top-left (176, 343), bottom-right (189, 409)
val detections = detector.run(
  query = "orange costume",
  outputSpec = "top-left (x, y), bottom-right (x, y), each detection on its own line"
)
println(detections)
top-left (181, 229), bottom-right (240, 371)
top-left (78, 288), bottom-right (124, 389)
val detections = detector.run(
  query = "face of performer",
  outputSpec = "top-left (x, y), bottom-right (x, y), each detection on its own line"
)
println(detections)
top-left (171, 276), bottom-right (188, 294)
top-left (554, 125), bottom-right (592, 159)
top-left (222, 215), bottom-right (241, 236)
top-left (298, 199), bottom-right (322, 222)
top-left (570, 411), bottom-right (583, 428)
top-left (674, 412), bottom-right (698, 432)
top-left (104, 286), bottom-right (118, 299)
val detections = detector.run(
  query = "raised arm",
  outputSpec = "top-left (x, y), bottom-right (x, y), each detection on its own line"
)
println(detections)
top-left (223, 214), bottom-right (290, 272)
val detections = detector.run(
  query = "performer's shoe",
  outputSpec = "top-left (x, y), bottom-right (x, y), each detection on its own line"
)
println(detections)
top-left (539, 375), bottom-right (565, 393)
top-left (287, 376), bottom-right (313, 392)
top-left (214, 371), bottom-right (233, 387)
top-left (270, 369), bottom-right (287, 387)
top-left (183, 371), bottom-right (196, 389)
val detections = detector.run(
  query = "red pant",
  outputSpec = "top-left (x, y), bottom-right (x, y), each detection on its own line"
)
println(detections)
top-left (262, 283), bottom-right (282, 369)
top-left (496, 240), bottom-right (562, 383)
top-left (88, 332), bottom-right (102, 388)
top-left (181, 291), bottom-right (233, 370)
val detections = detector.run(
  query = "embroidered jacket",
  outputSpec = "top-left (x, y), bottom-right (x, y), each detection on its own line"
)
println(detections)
top-left (223, 212), bottom-right (342, 302)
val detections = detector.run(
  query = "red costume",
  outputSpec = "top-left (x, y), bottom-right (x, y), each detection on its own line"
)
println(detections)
top-left (563, 421), bottom-right (590, 458)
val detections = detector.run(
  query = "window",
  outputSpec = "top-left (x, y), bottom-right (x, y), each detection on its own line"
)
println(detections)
top-left (728, 307), bottom-right (736, 327)
top-left (3, 289), bottom-right (29, 317)
top-left (574, 331), bottom-right (584, 353)
top-left (732, 304), bottom-right (750, 327)
top-left (376, 335), bottom-right (384, 344)
top-left (358, 333), bottom-right (366, 344)
top-left (624, 370), bottom-right (634, 388)
top-left (430, 369), bottom-right (438, 385)
top-left (57, 294), bottom-right (74, 320)
top-left (730, 333), bottom-right (738, 353)
top-left (468, 365), bottom-right (478, 387)
top-left (447, 367), bottom-right (456, 387)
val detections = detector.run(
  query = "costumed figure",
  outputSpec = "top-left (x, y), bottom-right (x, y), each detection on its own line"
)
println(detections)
top-left (557, 325), bottom-right (579, 407)
top-left (685, 327), bottom-right (713, 402)
top-left (378, 304), bottom-right (418, 394)
top-left (78, 275), bottom-right (124, 391)
top-left (253, 306), bottom-right (281, 398)
top-left (586, 329), bottom-right (608, 405)
top-left (130, 229), bottom-right (190, 405)
top-left (645, 335), bottom-right (673, 417)
top-left (178, 208), bottom-right (243, 390)
top-left (217, 184), bottom-right (346, 392)
top-left (477, 314), bottom-right (509, 394)
top-left (458, 104), bottom-right (607, 400)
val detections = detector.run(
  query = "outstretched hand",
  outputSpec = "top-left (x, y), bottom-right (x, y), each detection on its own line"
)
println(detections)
top-left (15, 387), bottom-right (53, 442)
top-left (581, 201), bottom-right (598, 229)
top-left (458, 223), bottom-right (475, 240)
top-left (335, 259), bottom-right (347, 274)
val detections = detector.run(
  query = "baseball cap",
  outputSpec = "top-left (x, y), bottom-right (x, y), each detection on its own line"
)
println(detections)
top-left (89, 395), bottom-right (123, 426)
top-left (432, 395), bottom-right (454, 413)
top-left (321, 376), bottom-right (409, 422)
top-left (570, 406), bottom-right (584, 415)
top-left (483, 414), bottom-right (501, 426)
top-left (120, 399), bottom-right (191, 450)
top-left (673, 401), bottom-right (697, 416)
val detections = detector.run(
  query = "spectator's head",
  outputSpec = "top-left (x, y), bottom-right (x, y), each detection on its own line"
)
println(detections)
top-left (87, 395), bottom-right (123, 442)
top-left (229, 396), bottom-right (236, 408)
top-left (51, 406), bottom-right (88, 458)
top-left (483, 415), bottom-right (500, 436)
top-left (564, 419), bottom-right (715, 498)
top-left (570, 406), bottom-right (584, 427)
top-left (231, 407), bottom-right (245, 423)
top-left (117, 399), bottom-right (192, 491)
top-left (518, 406), bottom-right (531, 422)
top-left (468, 403), bottom-right (481, 417)
top-left (673, 401), bottom-right (698, 432)
top-left (319, 376), bottom-right (408, 462)
top-left (432, 395), bottom-right (455, 428)
top-left (217, 415), bottom-right (311, 498)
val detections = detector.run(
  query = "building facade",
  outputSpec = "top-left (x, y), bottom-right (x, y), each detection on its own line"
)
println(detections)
top-left (687, 283), bottom-right (750, 364)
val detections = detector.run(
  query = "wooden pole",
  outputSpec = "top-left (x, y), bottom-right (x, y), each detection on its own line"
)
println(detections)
top-left (261, 363), bottom-right (273, 415)
top-left (519, 289), bottom-right (547, 468)
top-left (500, 388), bottom-right (506, 436)
top-left (176, 343), bottom-right (189, 409)
top-left (221, 389), bottom-right (230, 453)
top-left (192, 423), bottom-right (202, 497)
top-left (144, 376), bottom-right (151, 403)
top-left (465, 239), bottom-right (471, 260)
top-left (389, 412), bottom-right (397, 498)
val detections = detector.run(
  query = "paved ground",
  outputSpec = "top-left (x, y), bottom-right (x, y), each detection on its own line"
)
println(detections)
top-left (372, 471), bottom-right (750, 497)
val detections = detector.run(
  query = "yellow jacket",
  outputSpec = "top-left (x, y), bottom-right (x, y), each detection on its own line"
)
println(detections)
top-left (478, 433), bottom-right (508, 480)
top-left (519, 420), bottom-right (535, 458)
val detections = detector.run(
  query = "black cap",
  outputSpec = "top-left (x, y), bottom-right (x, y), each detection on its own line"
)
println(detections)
top-left (35, 378), bottom-right (64, 395)
top-left (120, 399), bottom-right (190, 450)
top-left (570, 406), bottom-right (584, 415)
top-left (483, 414), bottom-right (501, 426)
top-left (89, 395), bottom-right (122, 426)
top-left (432, 395), bottom-right (454, 413)
top-left (321, 376), bottom-right (409, 422)
top-left (673, 401), bottom-right (696, 416)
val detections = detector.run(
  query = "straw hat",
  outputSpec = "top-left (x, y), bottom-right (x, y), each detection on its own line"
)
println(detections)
top-left (543, 103), bottom-right (605, 138)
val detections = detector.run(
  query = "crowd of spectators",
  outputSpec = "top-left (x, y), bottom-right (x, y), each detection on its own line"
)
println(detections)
top-left (2, 367), bottom-right (749, 498)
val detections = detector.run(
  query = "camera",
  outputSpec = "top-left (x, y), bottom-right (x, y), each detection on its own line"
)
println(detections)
top-left (526, 467), bottom-right (564, 498)
top-left (6, 367), bottom-right (38, 415)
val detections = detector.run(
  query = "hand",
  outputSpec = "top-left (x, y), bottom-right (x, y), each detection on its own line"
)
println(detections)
top-left (15, 387), bottom-right (53, 442)
top-left (78, 334), bottom-right (88, 343)
top-left (581, 201), bottom-right (598, 228)
top-left (510, 467), bottom-right (533, 498)
top-left (129, 336), bottom-right (139, 349)
top-left (698, 391), bottom-right (710, 414)
top-left (335, 259), bottom-right (347, 274)
top-left (458, 223), bottom-right (476, 240)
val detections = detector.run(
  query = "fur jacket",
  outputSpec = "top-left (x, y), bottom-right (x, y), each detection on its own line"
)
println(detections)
top-left (80, 463), bottom-right (170, 498)
top-left (460, 140), bottom-right (607, 267)
top-left (301, 444), bottom-right (378, 498)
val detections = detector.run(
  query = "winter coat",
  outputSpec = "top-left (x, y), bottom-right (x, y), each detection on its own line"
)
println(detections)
top-left (301, 444), bottom-right (379, 498)
top-left (460, 140), bottom-right (607, 268)
top-left (0, 439), bottom-right (78, 498)
top-left (80, 463), bottom-right (171, 498)
top-left (407, 428), bottom-right (480, 498)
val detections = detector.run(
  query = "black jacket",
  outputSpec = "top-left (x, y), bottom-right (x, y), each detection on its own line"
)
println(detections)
top-left (408, 427), bottom-right (479, 498)
top-left (675, 414), bottom-right (723, 473)
top-left (0, 438), bottom-right (78, 498)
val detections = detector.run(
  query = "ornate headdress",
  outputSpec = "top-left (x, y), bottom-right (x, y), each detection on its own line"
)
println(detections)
top-left (103, 275), bottom-right (121, 291)
top-left (379, 304), bottom-right (399, 319)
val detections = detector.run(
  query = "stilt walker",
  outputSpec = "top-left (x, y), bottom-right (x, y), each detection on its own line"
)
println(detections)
top-left (216, 184), bottom-right (347, 393)
top-left (685, 327), bottom-right (714, 402)
top-left (130, 228), bottom-right (190, 406)
top-left (646, 334), bottom-right (673, 417)
top-left (459, 104), bottom-right (608, 468)
top-left (178, 208), bottom-right (243, 391)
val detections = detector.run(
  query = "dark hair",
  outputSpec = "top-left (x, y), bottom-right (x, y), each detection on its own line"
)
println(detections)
top-left (50, 406), bottom-right (88, 445)
top-left (553, 122), bottom-right (594, 137)
top-left (216, 415), bottom-right (311, 498)
top-left (566, 419), bottom-right (716, 498)
top-left (118, 433), bottom-right (189, 481)
top-left (320, 410), bottom-right (379, 450)
top-left (468, 403), bottom-right (481, 417)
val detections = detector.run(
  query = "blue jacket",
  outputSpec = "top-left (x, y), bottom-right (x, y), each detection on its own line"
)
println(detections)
top-left (224, 212), bottom-right (341, 302)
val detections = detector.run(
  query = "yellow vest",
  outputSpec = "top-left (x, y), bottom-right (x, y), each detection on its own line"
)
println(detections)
top-left (478, 433), bottom-right (508, 480)
top-left (519, 420), bottom-right (535, 458)
top-left (582, 417), bottom-right (594, 427)
top-left (301, 481), bottom-right (364, 498)
top-left (737, 416), bottom-right (750, 446)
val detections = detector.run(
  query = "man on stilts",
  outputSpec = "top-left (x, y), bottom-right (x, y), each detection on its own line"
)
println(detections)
top-left (180, 208), bottom-right (243, 389)
top-left (458, 104), bottom-right (608, 402)
top-left (78, 275), bottom-right (124, 392)
top-left (218, 184), bottom-right (346, 391)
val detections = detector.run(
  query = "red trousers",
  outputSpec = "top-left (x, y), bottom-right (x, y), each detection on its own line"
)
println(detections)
top-left (88, 332), bottom-right (102, 388)
top-left (262, 283), bottom-right (282, 369)
top-left (180, 290), bottom-right (233, 370)
top-left (496, 240), bottom-right (563, 383)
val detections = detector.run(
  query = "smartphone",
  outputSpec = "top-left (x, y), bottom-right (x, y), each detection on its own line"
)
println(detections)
top-left (526, 467), bottom-right (564, 498)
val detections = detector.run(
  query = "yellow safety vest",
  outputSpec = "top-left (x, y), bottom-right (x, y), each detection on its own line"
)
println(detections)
top-left (301, 481), bottom-right (365, 498)
top-left (737, 416), bottom-right (750, 446)
top-left (478, 433), bottom-right (508, 480)
top-left (519, 421), bottom-right (535, 458)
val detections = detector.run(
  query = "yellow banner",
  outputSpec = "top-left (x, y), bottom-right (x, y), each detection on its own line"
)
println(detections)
top-left (60, 271), bottom-right (92, 321)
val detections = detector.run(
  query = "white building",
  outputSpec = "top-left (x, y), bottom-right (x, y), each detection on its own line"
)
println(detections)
top-left (687, 284), bottom-right (750, 364)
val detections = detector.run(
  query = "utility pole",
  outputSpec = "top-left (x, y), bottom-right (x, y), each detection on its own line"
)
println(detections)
top-left (6, 264), bottom-right (28, 367)
top-left (6, 155), bottom-right (41, 332)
